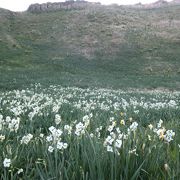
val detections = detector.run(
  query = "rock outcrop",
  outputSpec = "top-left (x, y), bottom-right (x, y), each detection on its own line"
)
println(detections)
top-left (27, 1), bottom-right (99, 13)
top-left (27, 0), bottom-right (179, 13)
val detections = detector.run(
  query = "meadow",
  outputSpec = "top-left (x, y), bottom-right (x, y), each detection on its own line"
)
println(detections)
top-left (0, 4), bottom-right (180, 90)
top-left (0, 3), bottom-right (180, 179)
top-left (0, 84), bottom-right (180, 179)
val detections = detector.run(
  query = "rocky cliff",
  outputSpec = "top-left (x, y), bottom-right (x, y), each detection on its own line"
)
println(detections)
top-left (27, 1), bottom-right (100, 13)
top-left (27, 0), bottom-right (180, 13)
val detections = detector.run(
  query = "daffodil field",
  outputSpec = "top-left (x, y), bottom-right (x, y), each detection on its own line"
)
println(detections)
top-left (0, 85), bottom-right (180, 179)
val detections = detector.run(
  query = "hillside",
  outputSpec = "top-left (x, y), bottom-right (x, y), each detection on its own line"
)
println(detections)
top-left (0, 2), bottom-right (180, 90)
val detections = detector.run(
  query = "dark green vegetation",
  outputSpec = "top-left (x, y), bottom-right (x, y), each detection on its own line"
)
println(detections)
top-left (0, 86), bottom-right (180, 179)
top-left (0, 4), bottom-right (180, 90)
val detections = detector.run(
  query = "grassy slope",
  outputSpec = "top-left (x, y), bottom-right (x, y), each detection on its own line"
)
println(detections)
top-left (0, 4), bottom-right (180, 90)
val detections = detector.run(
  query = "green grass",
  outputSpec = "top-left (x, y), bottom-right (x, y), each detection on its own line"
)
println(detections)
top-left (0, 85), bottom-right (180, 179)
top-left (0, 4), bottom-right (180, 179)
top-left (0, 4), bottom-right (180, 90)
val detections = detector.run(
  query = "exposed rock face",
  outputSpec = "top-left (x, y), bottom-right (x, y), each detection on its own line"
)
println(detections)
top-left (27, 1), bottom-right (95, 13)
top-left (27, 0), bottom-right (179, 13)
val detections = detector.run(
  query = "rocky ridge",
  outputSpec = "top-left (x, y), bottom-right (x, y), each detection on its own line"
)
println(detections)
top-left (27, 0), bottom-right (180, 13)
top-left (27, 1), bottom-right (100, 13)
